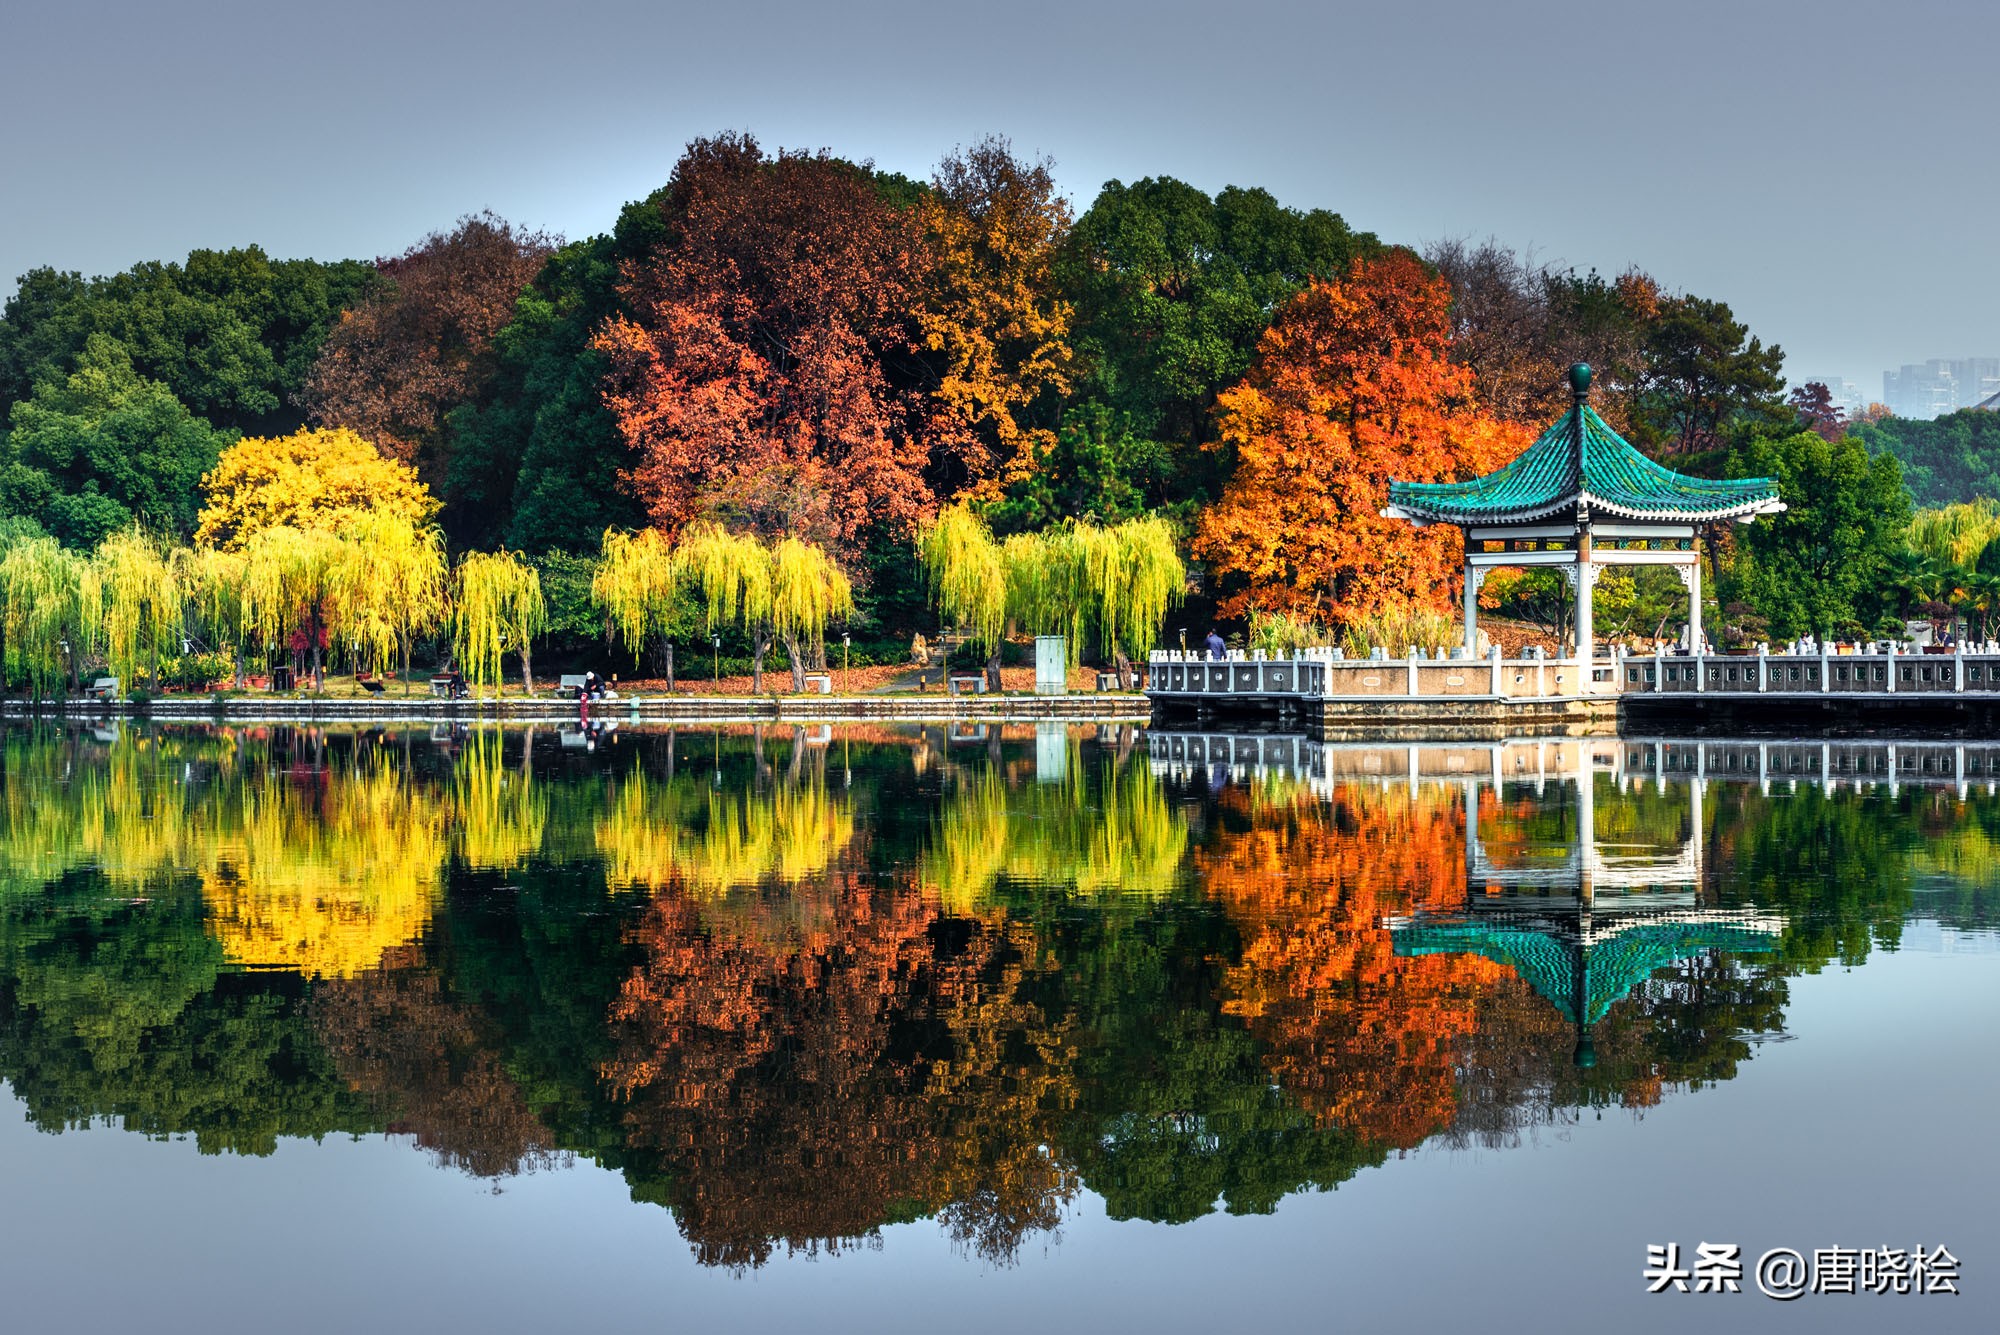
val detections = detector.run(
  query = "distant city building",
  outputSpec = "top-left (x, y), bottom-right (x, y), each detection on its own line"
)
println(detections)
top-left (1979, 389), bottom-right (2000, 412)
top-left (1793, 375), bottom-right (1868, 418)
top-left (1882, 358), bottom-right (2000, 420)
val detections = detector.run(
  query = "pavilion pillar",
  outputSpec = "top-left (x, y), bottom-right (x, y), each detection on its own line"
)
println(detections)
top-left (1463, 564), bottom-right (1481, 656)
top-left (1683, 558), bottom-right (1702, 652)
top-left (1573, 537), bottom-right (1595, 688)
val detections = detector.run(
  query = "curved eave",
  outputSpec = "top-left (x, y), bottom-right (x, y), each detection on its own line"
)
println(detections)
top-left (1384, 489), bottom-right (1783, 528)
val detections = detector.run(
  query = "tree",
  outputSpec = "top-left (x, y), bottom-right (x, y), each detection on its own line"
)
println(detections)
top-left (1194, 251), bottom-right (1529, 625)
top-left (920, 505), bottom-right (1185, 687)
top-left (194, 427), bottom-right (439, 549)
top-left (445, 230), bottom-right (653, 553)
top-left (918, 503), bottom-right (1009, 689)
top-left (239, 525), bottom-right (346, 689)
top-left (452, 551), bottom-right (546, 694)
top-left (592, 527), bottom-right (680, 674)
top-left (306, 214), bottom-right (555, 491)
top-left (3, 335), bottom-right (235, 545)
top-left (1424, 240), bottom-right (1658, 434)
top-left (1635, 294), bottom-right (1786, 456)
top-left (338, 511), bottom-right (447, 691)
top-left (675, 522), bottom-right (776, 691)
top-left (1788, 382), bottom-right (1846, 442)
top-left (1851, 409), bottom-right (2000, 506)
top-left (94, 528), bottom-right (185, 692)
top-left (769, 536), bottom-right (855, 691)
top-left (0, 249), bottom-right (382, 435)
top-left (594, 134), bottom-right (939, 554)
top-left (915, 138), bottom-right (1073, 498)
top-left (1058, 177), bottom-right (1379, 515)
top-left (1725, 430), bottom-right (1910, 638)
top-left (0, 534), bottom-right (97, 696)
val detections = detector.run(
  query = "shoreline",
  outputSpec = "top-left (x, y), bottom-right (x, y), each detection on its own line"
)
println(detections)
top-left (0, 692), bottom-right (1150, 724)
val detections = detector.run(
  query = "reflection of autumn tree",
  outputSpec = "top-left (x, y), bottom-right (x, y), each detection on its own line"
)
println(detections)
top-left (313, 945), bottom-right (561, 1180)
top-left (1204, 783), bottom-right (1507, 1149)
top-left (594, 769), bottom-right (855, 895)
top-left (603, 865), bottom-right (1076, 1268)
top-left (200, 754), bottom-right (448, 978)
top-left (0, 872), bottom-right (373, 1154)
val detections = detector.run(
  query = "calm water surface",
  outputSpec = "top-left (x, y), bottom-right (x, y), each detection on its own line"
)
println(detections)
top-left (0, 721), bottom-right (1993, 1333)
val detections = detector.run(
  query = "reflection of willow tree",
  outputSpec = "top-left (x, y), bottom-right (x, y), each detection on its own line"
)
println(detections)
top-left (311, 944), bottom-right (563, 1179)
top-left (594, 769), bottom-right (856, 894)
top-left (919, 757), bottom-right (1186, 911)
top-left (601, 861), bottom-right (1077, 1268)
top-left (1203, 783), bottom-right (1509, 1150)
top-left (0, 725), bottom-right (557, 980)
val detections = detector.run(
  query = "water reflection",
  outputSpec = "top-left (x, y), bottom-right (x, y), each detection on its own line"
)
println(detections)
top-left (0, 721), bottom-right (1993, 1268)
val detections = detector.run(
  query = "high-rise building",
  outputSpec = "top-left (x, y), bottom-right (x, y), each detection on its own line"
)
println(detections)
top-left (1883, 359), bottom-right (2000, 419)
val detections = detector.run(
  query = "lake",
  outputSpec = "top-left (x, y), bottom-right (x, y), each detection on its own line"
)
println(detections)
top-left (0, 720), bottom-right (1992, 1333)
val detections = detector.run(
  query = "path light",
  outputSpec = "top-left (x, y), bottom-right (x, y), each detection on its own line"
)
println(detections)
top-left (712, 635), bottom-right (721, 691)
top-left (842, 632), bottom-right (851, 694)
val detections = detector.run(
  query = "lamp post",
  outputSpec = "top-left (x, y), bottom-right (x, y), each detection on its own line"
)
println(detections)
top-left (712, 635), bottom-right (721, 692)
top-left (841, 633), bottom-right (851, 695)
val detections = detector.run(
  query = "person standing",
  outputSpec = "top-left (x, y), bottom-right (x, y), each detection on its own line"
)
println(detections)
top-left (1204, 629), bottom-right (1226, 660)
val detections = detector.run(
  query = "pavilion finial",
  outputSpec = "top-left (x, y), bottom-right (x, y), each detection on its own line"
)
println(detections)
top-left (1568, 362), bottom-right (1592, 401)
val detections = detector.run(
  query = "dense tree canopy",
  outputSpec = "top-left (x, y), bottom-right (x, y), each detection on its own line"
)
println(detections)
top-left (0, 128), bottom-right (1904, 661)
top-left (1852, 408), bottom-right (2000, 507)
top-left (306, 214), bottom-right (556, 491)
top-left (1195, 252), bottom-right (1528, 625)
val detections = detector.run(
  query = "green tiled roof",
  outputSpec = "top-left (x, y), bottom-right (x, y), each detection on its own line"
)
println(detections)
top-left (1393, 920), bottom-right (1780, 1026)
top-left (1384, 402), bottom-right (1782, 525)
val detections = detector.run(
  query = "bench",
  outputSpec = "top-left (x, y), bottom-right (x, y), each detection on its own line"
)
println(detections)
top-left (1096, 671), bottom-right (1122, 691)
top-left (802, 673), bottom-right (832, 694)
top-left (429, 675), bottom-right (466, 699)
top-left (554, 673), bottom-right (588, 698)
top-left (87, 676), bottom-right (119, 701)
top-left (947, 674), bottom-right (987, 696)
top-left (357, 678), bottom-right (386, 695)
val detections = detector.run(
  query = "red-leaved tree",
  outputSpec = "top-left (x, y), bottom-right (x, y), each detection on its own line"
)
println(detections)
top-left (594, 135), bottom-right (946, 551)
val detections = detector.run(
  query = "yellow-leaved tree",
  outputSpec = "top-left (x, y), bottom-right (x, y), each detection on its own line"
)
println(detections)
top-left (452, 551), bottom-right (546, 694)
top-left (195, 426), bottom-right (440, 550)
top-left (339, 511), bottom-right (447, 693)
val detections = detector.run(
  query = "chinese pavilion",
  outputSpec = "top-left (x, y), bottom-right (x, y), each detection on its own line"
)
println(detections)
top-left (1382, 364), bottom-right (1785, 675)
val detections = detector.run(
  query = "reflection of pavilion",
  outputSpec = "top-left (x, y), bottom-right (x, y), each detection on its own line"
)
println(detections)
top-left (1389, 772), bottom-right (1783, 1065)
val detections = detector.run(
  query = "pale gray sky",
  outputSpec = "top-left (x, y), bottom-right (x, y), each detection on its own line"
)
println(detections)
top-left (2, 0), bottom-right (1993, 395)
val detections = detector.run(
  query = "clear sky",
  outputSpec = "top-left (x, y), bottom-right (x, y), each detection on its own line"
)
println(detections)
top-left (2, 0), bottom-right (1993, 396)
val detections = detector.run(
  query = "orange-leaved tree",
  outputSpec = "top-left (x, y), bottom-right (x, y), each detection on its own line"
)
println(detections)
top-left (915, 137), bottom-right (1074, 499)
top-left (1194, 250), bottom-right (1529, 626)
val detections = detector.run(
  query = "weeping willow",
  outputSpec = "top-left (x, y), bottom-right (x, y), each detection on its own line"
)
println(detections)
top-left (1908, 500), bottom-right (2000, 575)
top-left (937, 516), bottom-right (1185, 675)
top-left (0, 537), bottom-right (100, 697)
top-left (593, 528), bottom-right (679, 666)
top-left (919, 503), bottom-right (1008, 653)
top-left (340, 512), bottom-right (447, 691)
top-left (95, 529), bottom-right (185, 692)
top-left (184, 545), bottom-right (251, 686)
top-left (241, 525), bottom-right (347, 689)
top-left (675, 522), bottom-right (777, 689)
top-left (452, 551), bottom-right (546, 693)
top-left (770, 537), bottom-right (854, 689)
